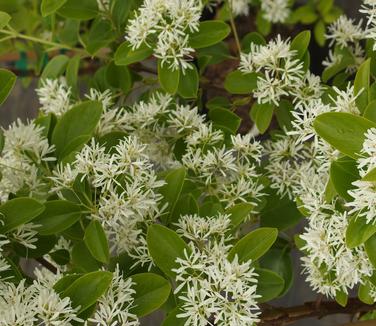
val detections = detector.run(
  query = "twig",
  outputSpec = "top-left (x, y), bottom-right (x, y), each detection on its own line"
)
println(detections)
top-left (259, 298), bottom-right (376, 326)
top-left (227, 0), bottom-right (242, 57)
top-left (36, 257), bottom-right (58, 274)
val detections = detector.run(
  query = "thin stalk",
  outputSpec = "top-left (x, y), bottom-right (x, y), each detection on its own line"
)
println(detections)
top-left (227, 0), bottom-right (242, 57)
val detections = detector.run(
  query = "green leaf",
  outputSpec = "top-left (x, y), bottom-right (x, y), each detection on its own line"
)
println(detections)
top-left (84, 220), bottom-right (109, 264)
top-left (114, 42), bottom-right (153, 66)
top-left (158, 61), bottom-right (180, 94)
top-left (318, 0), bottom-right (334, 15)
top-left (162, 307), bottom-right (187, 326)
top-left (354, 59), bottom-right (371, 113)
top-left (106, 62), bottom-right (132, 93)
top-left (41, 0), bottom-right (67, 16)
top-left (159, 167), bottom-right (186, 223)
top-left (346, 215), bottom-right (376, 248)
top-left (209, 107), bottom-right (241, 134)
top-left (130, 273), bottom-right (171, 317)
top-left (241, 32), bottom-right (266, 51)
top-left (189, 21), bottom-right (230, 49)
top-left (178, 65), bottom-right (199, 98)
top-left (0, 11), bottom-right (11, 29)
top-left (290, 31), bottom-right (311, 59)
top-left (224, 71), bottom-right (258, 94)
top-left (226, 203), bottom-right (253, 229)
top-left (256, 268), bottom-right (285, 303)
top-left (33, 200), bottom-right (82, 235)
top-left (171, 194), bottom-right (199, 224)
top-left (85, 18), bottom-right (114, 55)
top-left (54, 274), bottom-right (82, 294)
top-left (330, 156), bottom-right (359, 201)
top-left (0, 69), bottom-right (16, 105)
top-left (335, 290), bottom-right (348, 307)
top-left (40, 55), bottom-right (69, 84)
top-left (250, 102), bottom-right (274, 134)
top-left (51, 100), bottom-right (102, 160)
top-left (147, 224), bottom-right (190, 278)
top-left (359, 280), bottom-right (375, 305)
top-left (228, 227), bottom-right (278, 263)
top-left (314, 20), bottom-right (326, 47)
top-left (364, 100), bottom-right (376, 123)
top-left (256, 10), bottom-right (271, 36)
top-left (66, 55), bottom-right (80, 96)
top-left (62, 271), bottom-right (112, 313)
top-left (0, 198), bottom-right (45, 233)
top-left (57, 0), bottom-right (98, 20)
top-left (365, 234), bottom-right (376, 268)
top-left (50, 249), bottom-right (70, 265)
top-left (260, 247), bottom-right (294, 296)
top-left (322, 47), bottom-right (354, 82)
top-left (313, 112), bottom-right (376, 159)
top-left (260, 190), bottom-right (303, 231)
top-left (72, 241), bottom-right (101, 272)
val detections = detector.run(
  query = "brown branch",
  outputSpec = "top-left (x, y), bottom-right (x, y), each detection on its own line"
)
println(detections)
top-left (259, 298), bottom-right (376, 326)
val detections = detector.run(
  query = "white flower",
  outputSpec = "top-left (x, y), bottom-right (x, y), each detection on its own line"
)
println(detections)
top-left (125, 0), bottom-right (202, 71)
top-left (261, 0), bottom-right (290, 23)
top-left (357, 127), bottom-right (376, 176)
top-left (36, 78), bottom-right (71, 117)
top-left (330, 85), bottom-right (360, 114)
top-left (229, 0), bottom-right (250, 16)
top-left (326, 16), bottom-right (365, 48)
top-left (347, 181), bottom-right (376, 224)
top-left (89, 266), bottom-right (139, 326)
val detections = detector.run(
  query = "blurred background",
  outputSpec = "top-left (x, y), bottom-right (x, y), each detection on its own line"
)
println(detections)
top-left (0, 1), bottom-right (369, 326)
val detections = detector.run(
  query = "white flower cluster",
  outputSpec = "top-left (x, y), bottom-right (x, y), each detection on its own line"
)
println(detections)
top-left (300, 201), bottom-right (373, 298)
top-left (173, 213), bottom-right (260, 326)
top-left (361, 0), bottom-right (376, 50)
top-left (261, 0), bottom-right (290, 23)
top-left (0, 269), bottom-right (80, 325)
top-left (239, 35), bottom-right (305, 106)
top-left (323, 15), bottom-right (366, 73)
top-left (89, 266), bottom-right (139, 326)
top-left (125, 0), bottom-right (202, 71)
top-left (0, 119), bottom-right (55, 201)
top-left (51, 136), bottom-right (164, 263)
top-left (347, 128), bottom-right (376, 224)
top-left (36, 78), bottom-right (71, 117)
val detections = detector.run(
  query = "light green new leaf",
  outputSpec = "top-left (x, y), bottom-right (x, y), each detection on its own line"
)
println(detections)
top-left (51, 100), bottom-right (102, 160)
top-left (84, 220), bottom-right (109, 264)
top-left (130, 273), bottom-right (171, 317)
top-left (0, 198), bottom-right (45, 233)
top-left (62, 271), bottom-right (113, 313)
top-left (34, 200), bottom-right (82, 235)
top-left (0, 69), bottom-right (16, 105)
top-left (290, 30), bottom-right (311, 59)
top-left (313, 112), bottom-right (376, 159)
top-left (226, 203), bottom-right (253, 229)
top-left (190, 21), bottom-right (230, 49)
top-left (41, 0), bottom-right (67, 16)
top-left (0, 11), bottom-right (11, 29)
top-left (147, 224), bottom-right (190, 278)
top-left (228, 227), bottom-right (278, 263)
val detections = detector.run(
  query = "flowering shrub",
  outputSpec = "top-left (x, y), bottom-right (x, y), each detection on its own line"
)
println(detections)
top-left (0, 0), bottom-right (376, 325)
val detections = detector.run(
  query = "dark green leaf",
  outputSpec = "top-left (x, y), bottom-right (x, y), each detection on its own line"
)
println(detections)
top-left (84, 220), bottom-right (109, 264)
top-left (209, 107), bottom-right (241, 134)
top-left (158, 61), bottom-right (180, 94)
top-left (178, 65), bottom-right (199, 98)
top-left (365, 234), bottom-right (376, 269)
top-left (256, 268), bottom-right (285, 303)
top-left (190, 21), bottom-right (230, 49)
top-left (224, 71), bottom-right (258, 95)
top-left (72, 241), bottom-right (101, 272)
top-left (226, 203), bottom-right (253, 229)
top-left (354, 59), bottom-right (371, 113)
top-left (85, 19), bottom-right (114, 55)
top-left (114, 42), bottom-right (153, 66)
top-left (250, 102), bottom-right (274, 134)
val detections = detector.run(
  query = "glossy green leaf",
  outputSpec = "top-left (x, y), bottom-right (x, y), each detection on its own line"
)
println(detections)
top-left (190, 21), bottom-right (230, 49)
top-left (313, 112), bottom-right (376, 159)
top-left (330, 156), bottom-right (359, 201)
top-left (364, 100), bottom-right (376, 123)
top-left (346, 215), bottom-right (376, 248)
top-left (51, 100), bottom-right (102, 160)
top-left (34, 200), bottom-right (82, 235)
top-left (256, 268), bottom-right (285, 303)
top-left (290, 30), bottom-right (311, 59)
top-left (84, 220), bottom-right (109, 264)
top-left (72, 241), bottom-right (101, 272)
top-left (147, 224), bottom-right (190, 278)
top-left (354, 59), bottom-right (371, 113)
top-left (224, 71), bottom-right (258, 94)
top-left (41, 0), bottom-right (67, 16)
top-left (158, 61), bottom-right (180, 94)
top-left (114, 42), bottom-right (153, 66)
top-left (226, 203), bottom-right (253, 229)
top-left (178, 65), bottom-right (199, 98)
top-left (62, 271), bottom-right (113, 313)
top-left (250, 102), bottom-right (274, 134)
top-left (0, 69), bottom-right (16, 105)
top-left (57, 0), bottom-right (98, 20)
top-left (209, 107), bottom-right (241, 134)
top-left (365, 234), bottom-right (376, 268)
top-left (359, 280), bottom-right (375, 304)
top-left (0, 198), bottom-right (45, 233)
top-left (228, 227), bottom-right (278, 263)
top-left (130, 273), bottom-right (171, 317)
